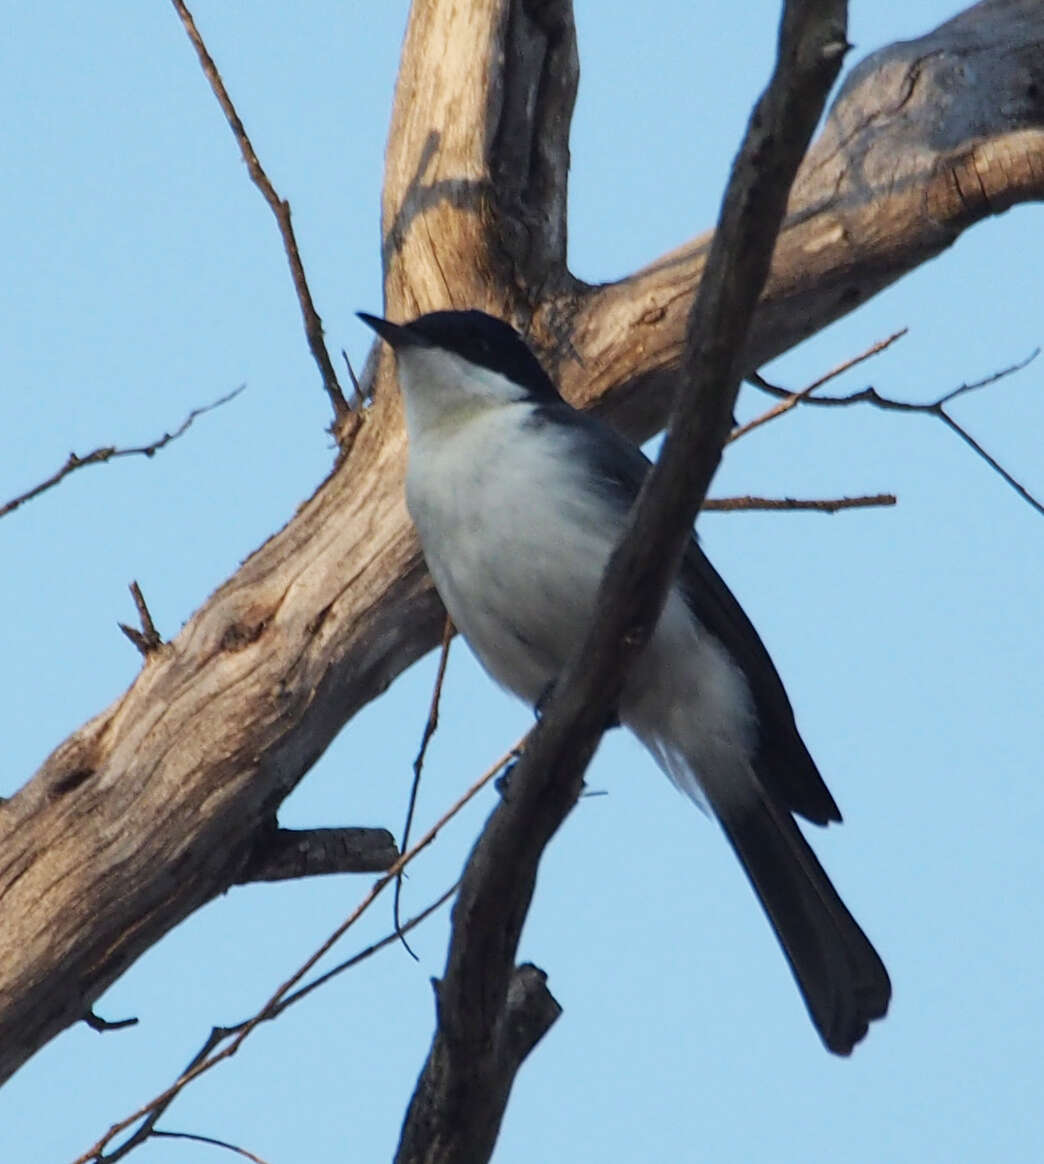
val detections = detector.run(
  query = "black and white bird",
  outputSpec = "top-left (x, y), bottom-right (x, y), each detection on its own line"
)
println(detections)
top-left (359, 307), bottom-right (890, 1054)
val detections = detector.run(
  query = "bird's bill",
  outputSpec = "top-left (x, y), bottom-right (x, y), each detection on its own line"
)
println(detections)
top-left (357, 312), bottom-right (419, 349)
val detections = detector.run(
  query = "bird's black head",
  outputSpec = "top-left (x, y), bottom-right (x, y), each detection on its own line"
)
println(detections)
top-left (358, 309), bottom-right (561, 403)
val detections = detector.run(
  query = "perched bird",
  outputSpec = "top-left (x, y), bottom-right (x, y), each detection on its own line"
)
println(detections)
top-left (359, 307), bottom-right (890, 1054)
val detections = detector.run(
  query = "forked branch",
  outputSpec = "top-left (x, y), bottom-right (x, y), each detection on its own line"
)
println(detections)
top-left (751, 351), bottom-right (1043, 515)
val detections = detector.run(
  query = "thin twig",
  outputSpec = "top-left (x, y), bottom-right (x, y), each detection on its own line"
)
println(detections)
top-left (83, 1011), bottom-right (139, 1034)
top-left (170, 0), bottom-right (350, 431)
top-left (74, 741), bottom-right (519, 1164)
top-left (703, 493), bottom-right (896, 513)
top-left (341, 348), bottom-right (365, 410)
top-left (80, 880), bottom-right (460, 1164)
top-left (732, 328), bottom-right (907, 441)
top-left (118, 581), bottom-right (164, 658)
top-left (150, 1130), bottom-right (271, 1164)
top-left (935, 412), bottom-right (1042, 515)
top-left (395, 616), bottom-right (454, 958)
top-left (276, 881), bottom-right (459, 1016)
top-left (0, 387), bottom-right (244, 520)
top-left (750, 350), bottom-right (1043, 516)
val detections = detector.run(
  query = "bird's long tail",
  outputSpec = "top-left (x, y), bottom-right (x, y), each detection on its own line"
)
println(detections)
top-left (713, 788), bottom-right (891, 1055)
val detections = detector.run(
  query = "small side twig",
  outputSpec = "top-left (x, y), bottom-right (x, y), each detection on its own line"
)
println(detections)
top-left (750, 351), bottom-right (1043, 516)
top-left (151, 1129), bottom-right (271, 1164)
top-left (171, 0), bottom-right (350, 434)
top-left (235, 826), bottom-right (399, 883)
top-left (0, 387), bottom-right (244, 521)
top-left (83, 1010), bottom-right (139, 1034)
top-left (733, 328), bottom-right (908, 442)
top-left (703, 493), bottom-right (896, 514)
top-left (341, 348), bottom-right (365, 410)
top-left (395, 616), bottom-right (454, 959)
top-left (119, 582), bottom-right (164, 658)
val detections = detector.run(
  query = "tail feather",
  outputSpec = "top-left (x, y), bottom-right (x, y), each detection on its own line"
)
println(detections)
top-left (716, 793), bottom-right (890, 1055)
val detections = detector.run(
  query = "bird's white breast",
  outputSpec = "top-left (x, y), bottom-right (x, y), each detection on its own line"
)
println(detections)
top-left (401, 380), bottom-right (757, 807)
top-left (405, 401), bottom-right (621, 703)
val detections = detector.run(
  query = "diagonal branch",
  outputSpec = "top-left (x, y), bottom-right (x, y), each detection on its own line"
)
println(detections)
top-left (74, 878), bottom-right (459, 1164)
top-left (395, 616), bottom-right (454, 958)
top-left (170, 0), bottom-right (351, 433)
top-left (752, 351), bottom-right (1043, 515)
top-left (732, 328), bottom-right (908, 442)
top-left (560, 0), bottom-right (1044, 439)
top-left (73, 740), bottom-right (516, 1164)
top-left (0, 387), bottom-right (243, 520)
top-left (394, 5), bottom-right (849, 1161)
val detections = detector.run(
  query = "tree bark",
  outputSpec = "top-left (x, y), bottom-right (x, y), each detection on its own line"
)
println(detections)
top-left (0, 0), bottom-right (1041, 1086)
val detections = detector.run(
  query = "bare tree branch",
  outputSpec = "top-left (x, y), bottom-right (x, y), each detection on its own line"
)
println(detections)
top-left (118, 582), bottom-right (164, 659)
top-left (0, 387), bottom-right (243, 521)
top-left (563, 0), bottom-right (1044, 439)
top-left (73, 741), bottom-right (516, 1164)
top-left (394, 5), bottom-right (849, 1160)
top-left (752, 351), bottom-right (1043, 514)
top-left (170, 0), bottom-right (351, 434)
top-left (732, 329), bottom-right (908, 442)
top-left (235, 826), bottom-right (398, 882)
top-left (150, 1129), bottom-right (271, 1164)
top-left (76, 879), bottom-right (460, 1164)
top-left (274, 882), bottom-right (460, 1016)
top-left (704, 493), bottom-right (896, 513)
top-left (4, 0), bottom-right (1042, 1091)
top-left (396, 616), bottom-right (454, 958)
top-left (83, 1011), bottom-right (139, 1034)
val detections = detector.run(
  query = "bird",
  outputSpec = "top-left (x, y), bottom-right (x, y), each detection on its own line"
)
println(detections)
top-left (358, 306), bottom-right (890, 1054)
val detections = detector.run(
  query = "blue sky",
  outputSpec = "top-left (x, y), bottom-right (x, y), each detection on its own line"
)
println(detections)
top-left (3, 2), bottom-right (1042, 1161)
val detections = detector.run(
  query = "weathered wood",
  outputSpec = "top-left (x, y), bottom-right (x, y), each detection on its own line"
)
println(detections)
top-left (563, 0), bottom-right (1044, 438)
top-left (0, 0), bottom-right (1041, 1086)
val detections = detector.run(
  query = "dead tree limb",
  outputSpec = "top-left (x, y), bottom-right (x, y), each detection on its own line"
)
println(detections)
top-left (1, 0), bottom-right (1041, 1086)
top-left (234, 827), bottom-right (398, 882)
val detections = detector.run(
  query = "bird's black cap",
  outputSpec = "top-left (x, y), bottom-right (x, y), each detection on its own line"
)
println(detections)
top-left (357, 309), bottom-right (560, 402)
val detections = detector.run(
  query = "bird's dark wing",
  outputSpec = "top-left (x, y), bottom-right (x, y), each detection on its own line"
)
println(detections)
top-left (678, 544), bottom-right (840, 824)
top-left (540, 402), bottom-right (841, 825)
